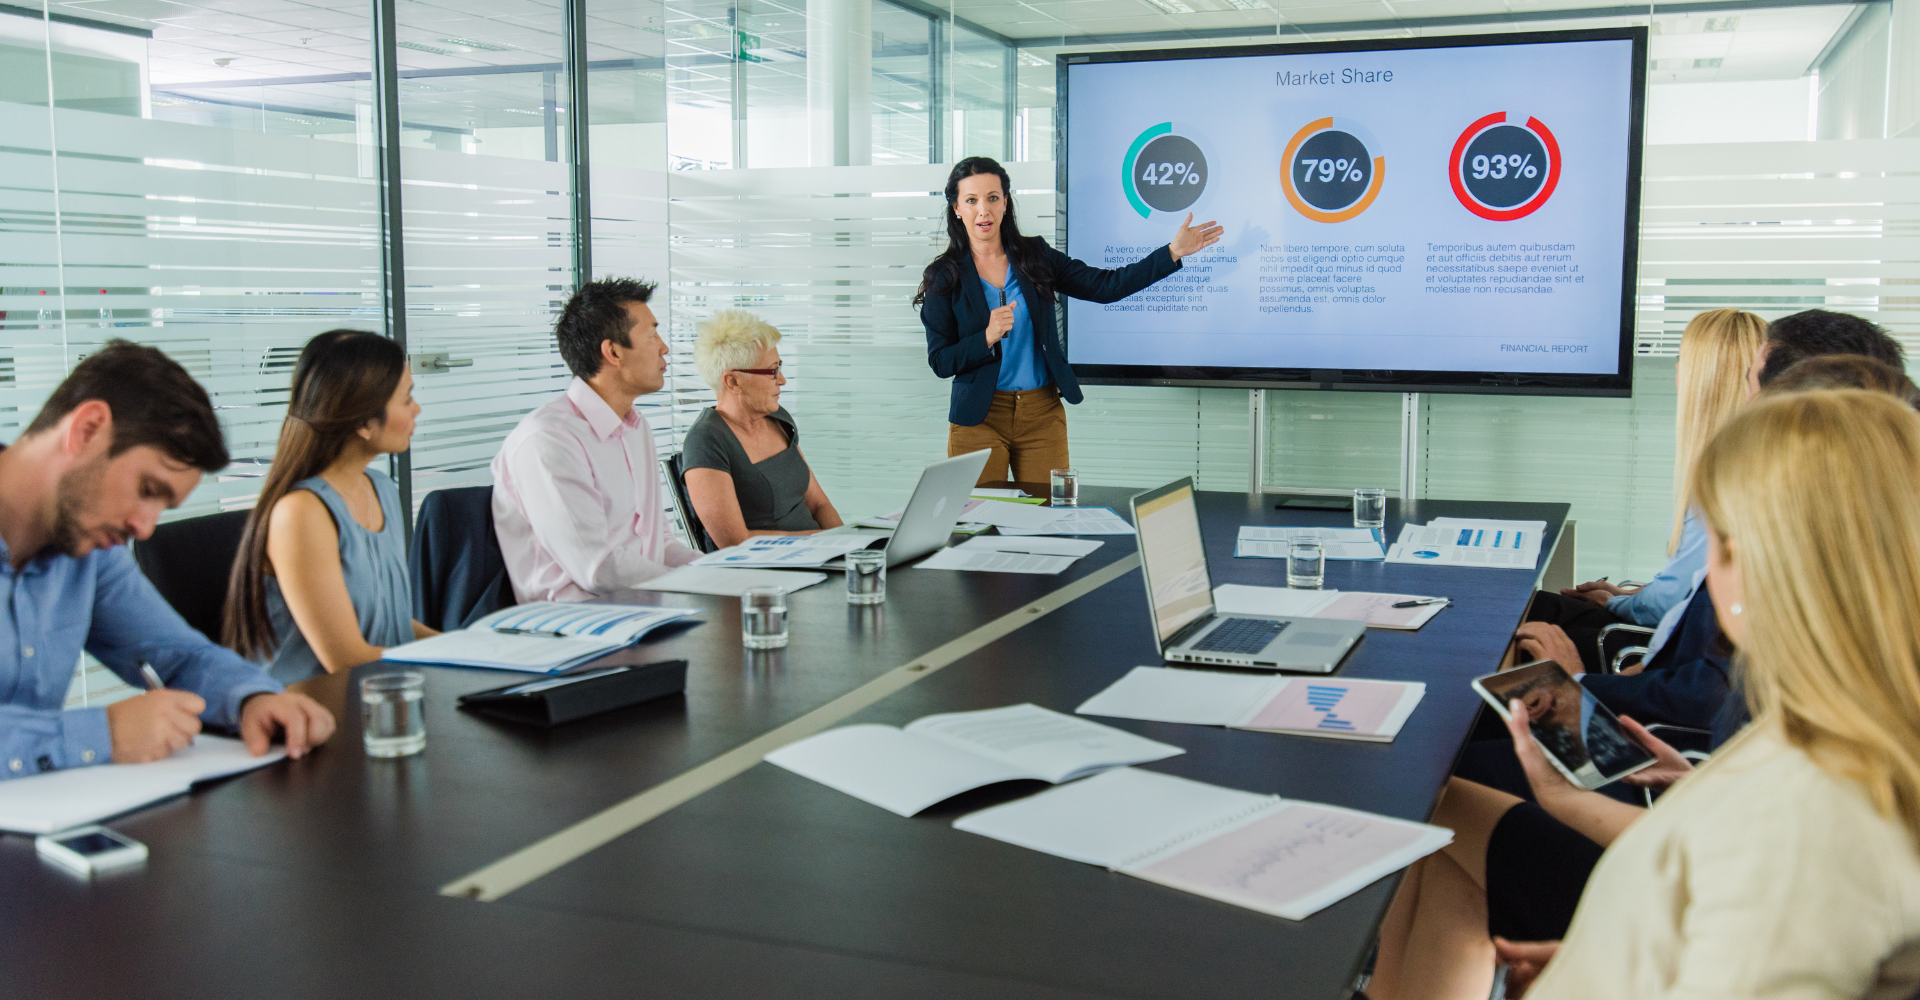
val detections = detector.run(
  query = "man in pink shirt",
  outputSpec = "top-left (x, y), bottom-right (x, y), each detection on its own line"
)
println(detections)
top-left (491, 278), bottom-right (700, 602)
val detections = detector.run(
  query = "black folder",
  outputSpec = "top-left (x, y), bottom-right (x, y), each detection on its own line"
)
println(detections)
top-left (456, 659), bottom-right (688, 727)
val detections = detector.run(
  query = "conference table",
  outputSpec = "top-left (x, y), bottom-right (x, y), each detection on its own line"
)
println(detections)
top-left (0, 487), bottom-right (1566, 1000)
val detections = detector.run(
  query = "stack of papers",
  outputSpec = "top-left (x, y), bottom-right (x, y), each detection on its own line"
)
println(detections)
top-left (953, 767), bottom-right (1452, 921)
top-left (997, 506), bottom-right (1134, 536)
top-left (0, 736), bottom-right (284, 834)
top-left (385, 602), bottom-right (701, 673)
top-left (1236, 526), bottom-right (1385, 561)
top-left (1386, 517), bottom-right (1545, 569)
top-left (637, 566), bottom-right (827, 596)
top-left (917, 536), bottom-right (1103, 575)
top-left (1078, 667), bottom-right (1426, 743)
top-left (693, 534), bottom-right (882, 568)
top-left (764, 704), bottom-right (1184, 817)
top-left (857, 498), bottom-right (1067, 532)
top-left (1212, 584), bottom-right (1448, 630)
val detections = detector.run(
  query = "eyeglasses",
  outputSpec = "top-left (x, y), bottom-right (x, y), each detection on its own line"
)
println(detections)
top-left (731, 362), bottom-right (783, 377)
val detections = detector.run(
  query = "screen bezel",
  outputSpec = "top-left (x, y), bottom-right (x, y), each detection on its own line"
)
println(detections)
top-left (1055, 26), bottom-right (1648, 398)
top-left (1129, 477), bottom-right (1217, 647)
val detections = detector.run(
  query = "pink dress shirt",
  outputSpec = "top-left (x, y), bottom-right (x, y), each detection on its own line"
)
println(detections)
top-left (491, 378), bottom-right (700, 603)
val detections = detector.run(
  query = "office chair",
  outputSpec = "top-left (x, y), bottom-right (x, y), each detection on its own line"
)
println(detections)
top-left (132, 509), bottom-right (251, 642)
top-left (659, 452), bottom-right (715, 553)
top-left (1596, 622), bottom-right (1656, 674)
top-left (410, 486), bottom-right (514, 631)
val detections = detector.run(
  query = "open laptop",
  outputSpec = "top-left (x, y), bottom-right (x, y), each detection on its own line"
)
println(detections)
top-left (1131, 477), bottom-right (1365, 673)
top-left (822, 449), bottom-right (992, 568)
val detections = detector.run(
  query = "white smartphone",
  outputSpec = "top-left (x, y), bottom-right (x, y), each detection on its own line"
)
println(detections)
top-left (1471, 660), bottom-right (1656, 790)
top-left (36, 826), bottom-right (148, 877)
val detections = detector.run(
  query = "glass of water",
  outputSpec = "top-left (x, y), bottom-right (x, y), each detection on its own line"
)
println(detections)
top-left (1353, 487), bottom-right (1387, 529)
top-left (1050, 467), bottom-right (1080, 507)
top-left (361, 671), bottom-right (426, 758)
top-left (845, 549), bottom-right (886, 605)
top-left (742, 586), bottom-right (789, 649)
top-left (1287, 538), bottom-right (1326, 589)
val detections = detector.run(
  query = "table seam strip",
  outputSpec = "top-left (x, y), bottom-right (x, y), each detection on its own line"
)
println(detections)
top-left (439, 553), bottom-right (1141, 902)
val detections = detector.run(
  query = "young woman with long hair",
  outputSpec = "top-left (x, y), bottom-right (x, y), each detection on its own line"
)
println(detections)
top-left (223, 330), bottom-right (434, 681)
top-left (915, 156), bottom-right (1223, 485)
top-left (1518, 308), bottom-right (1767, 672)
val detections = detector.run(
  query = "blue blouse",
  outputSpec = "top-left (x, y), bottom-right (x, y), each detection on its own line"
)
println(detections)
top-left (981, 271), bottom-right (1050, 392)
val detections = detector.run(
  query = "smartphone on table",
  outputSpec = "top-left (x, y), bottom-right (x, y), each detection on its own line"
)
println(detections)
top-left (1471, 660), bottom-right (1656, 789)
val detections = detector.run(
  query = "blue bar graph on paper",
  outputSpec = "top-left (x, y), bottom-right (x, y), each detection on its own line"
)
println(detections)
top-left (1306, 684), bottom-right (1358, 731)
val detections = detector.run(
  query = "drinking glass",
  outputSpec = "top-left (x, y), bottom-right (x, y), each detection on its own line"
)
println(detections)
top-left (361, 671), bottom-right (426, 758)
top-left (1287, 539), bottom-right (1326, 589)
top-left (742, 586), bottom-right (789, 649)
top-left (1353, 488), bottom-right (1387, 529)
top-left (845, 549), bottom-right (887, 605)
top-left (1050, 467), bottom-right (1080, 507)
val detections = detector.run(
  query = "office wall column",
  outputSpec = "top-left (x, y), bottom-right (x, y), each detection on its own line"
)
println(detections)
top-left (807, 0), bottom-right (873, 166)
top-left (563, 0), bottom-right (592, 282)
top-left (928, 15), bottom-right (947, 163)
top-left (369, 0), bottom-right (412, 537)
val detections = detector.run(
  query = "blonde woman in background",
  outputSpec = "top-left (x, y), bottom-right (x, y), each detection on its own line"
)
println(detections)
top-left (1518, 308), bottom-right (1767, 672)
top-left (1502, 389), bottom-right (1920, 998)
top-left (681, 309), bottom-right (843, 549)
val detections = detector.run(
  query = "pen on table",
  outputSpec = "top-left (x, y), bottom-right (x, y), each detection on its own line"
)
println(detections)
top-left (139, 661), bottom-right (166, 691)
top-left (492, 626), bottom-right (567, 638)
top-left (1391, 597), bottom-right (1450, 609)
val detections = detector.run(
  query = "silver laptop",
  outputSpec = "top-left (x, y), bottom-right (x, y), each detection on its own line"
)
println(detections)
top-left (1131, 477), bottom-right (1365, 673)
top-left (823, 449), bottom-right (992, 568)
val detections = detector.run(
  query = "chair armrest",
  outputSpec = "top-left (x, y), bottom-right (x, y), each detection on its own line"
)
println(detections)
top-left (1596, 623), bottom-right (1656, 675)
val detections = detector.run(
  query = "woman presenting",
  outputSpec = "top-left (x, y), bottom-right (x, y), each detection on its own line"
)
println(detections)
top-left (915, 156), bottom-right (1222, 484)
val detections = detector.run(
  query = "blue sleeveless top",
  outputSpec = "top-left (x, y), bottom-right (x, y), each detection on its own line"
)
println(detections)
top-left (263, 470), bottom-right (413, 683)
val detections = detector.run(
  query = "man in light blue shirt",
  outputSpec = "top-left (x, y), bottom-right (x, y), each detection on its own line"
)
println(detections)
top-left (0, 341), bottom-right (334, 779)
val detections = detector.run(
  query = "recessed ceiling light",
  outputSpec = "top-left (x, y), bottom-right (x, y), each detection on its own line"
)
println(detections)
top-left (1222, 0), bottom-right (1271, 10)
top-left (440, 36), bottom-right (517, 52)
top-left (398, 41), bottom-right (455, 55)
top-left (1144, 0), bottom-right (1196, 13)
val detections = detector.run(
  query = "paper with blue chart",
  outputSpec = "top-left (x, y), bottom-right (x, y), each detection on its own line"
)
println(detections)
top-left (383, 602), bottom-right (701, 673)
top-left (1385, 517), bottom-right (1545, 569)
top-left (1077, 666), bottom-right (1425, 743)
top-left (692, 533), bottom-right (880, 568)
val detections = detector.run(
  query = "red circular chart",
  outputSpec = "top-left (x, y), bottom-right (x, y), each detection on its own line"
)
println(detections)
top-left (1448, 113), bottom-right (1562, 221)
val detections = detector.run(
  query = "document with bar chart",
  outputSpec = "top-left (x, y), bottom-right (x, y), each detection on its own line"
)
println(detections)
top-left (1077, 667), bottom-right (1425, 743)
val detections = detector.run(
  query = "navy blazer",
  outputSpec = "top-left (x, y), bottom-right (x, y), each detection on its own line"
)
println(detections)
top-left (1581, 583), bottom-right (1733, 733)
top-left (921, 238), bottom-right (1182, 427)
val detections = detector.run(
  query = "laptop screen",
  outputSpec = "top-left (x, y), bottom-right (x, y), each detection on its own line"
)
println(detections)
top-left (1134, 483), bottom-right (1214, 644)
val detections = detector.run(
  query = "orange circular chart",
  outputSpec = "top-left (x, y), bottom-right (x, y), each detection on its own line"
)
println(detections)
top-left (1278, 117), bottom-right (1386, 223)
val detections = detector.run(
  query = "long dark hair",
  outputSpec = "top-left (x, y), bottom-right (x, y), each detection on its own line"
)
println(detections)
top-left (224, 330), bottom-right (405, 660)
top-left (913, 156), bottom-right (1055, 308)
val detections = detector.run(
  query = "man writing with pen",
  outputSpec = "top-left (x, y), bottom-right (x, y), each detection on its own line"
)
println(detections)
top-left (0, 341), bottom-right (333, 779)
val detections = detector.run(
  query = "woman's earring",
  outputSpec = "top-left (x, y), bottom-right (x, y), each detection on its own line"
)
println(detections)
top-left (1730, 603), bottom-right (1743, 616)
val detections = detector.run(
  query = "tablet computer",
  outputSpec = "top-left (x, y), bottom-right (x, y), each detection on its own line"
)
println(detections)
top-left (1472, 660), bottom-right (1656, 790)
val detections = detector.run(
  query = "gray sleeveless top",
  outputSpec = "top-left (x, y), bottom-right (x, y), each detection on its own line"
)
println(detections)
top-left (680, 406), bottom-right (820, 532)
top-left (263, 470), bottom-right (413, 683)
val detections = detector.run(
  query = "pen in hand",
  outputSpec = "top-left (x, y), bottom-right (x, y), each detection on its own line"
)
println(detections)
top-left (139, 662), bottom-right (166, 691)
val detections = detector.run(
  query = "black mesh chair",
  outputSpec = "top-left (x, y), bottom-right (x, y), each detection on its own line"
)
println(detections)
top-left (131, 509), bottom-right (250, 642)
top-left (659, 452), bottom-right (715, 553)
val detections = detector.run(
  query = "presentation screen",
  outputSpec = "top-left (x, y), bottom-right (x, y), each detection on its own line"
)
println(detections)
top-left (1059, 28), bottom-right (1646, 397)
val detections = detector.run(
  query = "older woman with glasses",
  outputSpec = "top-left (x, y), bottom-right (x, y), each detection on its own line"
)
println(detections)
top-left (682, 309), bottom-right (844, 549)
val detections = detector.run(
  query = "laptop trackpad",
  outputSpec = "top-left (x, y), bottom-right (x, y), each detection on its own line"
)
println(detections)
top-left (1286, 631), bottom-right (1350, 648)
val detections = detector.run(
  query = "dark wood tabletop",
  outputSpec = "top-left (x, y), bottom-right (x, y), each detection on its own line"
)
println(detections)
top-left (0, 487), bottom-right (1564, 1000)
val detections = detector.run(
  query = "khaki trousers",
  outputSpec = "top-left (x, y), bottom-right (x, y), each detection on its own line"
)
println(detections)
top-left (947, 386), bottom-right (1069, 486)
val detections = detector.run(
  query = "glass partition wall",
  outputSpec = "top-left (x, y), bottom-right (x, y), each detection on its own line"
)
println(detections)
top-left (4, 0), bottom-right (1915, 585)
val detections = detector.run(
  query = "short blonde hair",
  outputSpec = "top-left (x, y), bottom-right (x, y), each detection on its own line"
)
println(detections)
top-left (1695, 389), bottom-right (1920, 841)
top-left (694, 309), bottom-right (781, 392)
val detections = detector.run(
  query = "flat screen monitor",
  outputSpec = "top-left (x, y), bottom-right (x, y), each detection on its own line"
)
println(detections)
top-left (1058, 28), bottom-right (1647, 397)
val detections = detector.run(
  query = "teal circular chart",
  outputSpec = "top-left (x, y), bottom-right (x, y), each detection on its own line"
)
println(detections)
top-left (1122, 123), bottom-right (1210, 219)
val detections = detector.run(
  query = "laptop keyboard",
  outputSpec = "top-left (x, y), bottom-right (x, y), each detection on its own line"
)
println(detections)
top-left (1190, 617), bottom-right (1288, 654)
